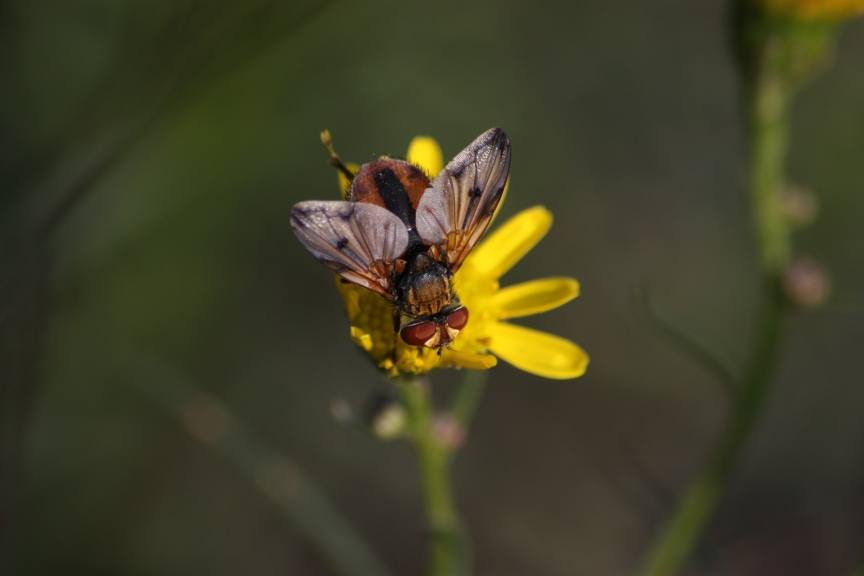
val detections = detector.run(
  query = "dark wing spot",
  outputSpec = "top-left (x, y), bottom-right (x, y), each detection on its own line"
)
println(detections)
top-left (462, 187), bottom-right (483, 228)
top-left (483, 185), bottom-right (506, 216)
top-left (336, 237), bottom-right (349, 251)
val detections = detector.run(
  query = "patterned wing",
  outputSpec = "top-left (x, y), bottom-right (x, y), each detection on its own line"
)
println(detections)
top-left (290, 200), bottom-right (409, 297)
top-left (415, 128), bottom-right (511, 271)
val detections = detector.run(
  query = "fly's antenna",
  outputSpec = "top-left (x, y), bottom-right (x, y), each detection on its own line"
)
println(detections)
top-left (320, 130), bottom-right (356, 183)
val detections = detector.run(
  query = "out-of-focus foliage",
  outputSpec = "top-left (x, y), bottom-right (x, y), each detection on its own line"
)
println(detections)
top-left (1, 1), bottom-right (863, 574)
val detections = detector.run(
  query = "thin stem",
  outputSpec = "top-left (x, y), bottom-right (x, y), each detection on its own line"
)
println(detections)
top-left (129, 354), bottom-right (394, 576)
top-left (639, 288), bottom-right (786, 576)
top-left (450, 369), bottom-right (488, 430)
top-left (749, 73), bottom-right (791, 275)
top-left (636, 287), bottom-right (739, 395)
top-left (396, 376), bottom-right (468, 576)
top-left (638, 33), bottom-right (794, 576)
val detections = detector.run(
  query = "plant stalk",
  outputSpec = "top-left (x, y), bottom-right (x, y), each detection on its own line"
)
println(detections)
top-left (397, 376), bottom-right (467, 576)
top-left (639, 27), bottom-right (795, 576)
top-left (639, 288), bottom-right (786, 576)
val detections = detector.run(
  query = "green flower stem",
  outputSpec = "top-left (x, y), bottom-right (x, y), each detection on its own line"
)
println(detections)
top-left (639, 290), bottom-right (786, 576)
top-left (639, 28), bottom-right (797, 576)
top-left (396, 376), bottom-right (467, 576)
top-left (451, 369), bottom-right (489, 429)
top-left (749, 72), bottom-right (792, 275)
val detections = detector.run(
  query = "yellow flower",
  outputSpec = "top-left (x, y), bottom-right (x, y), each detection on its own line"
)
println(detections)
top-left (759, 0), bottom-right (864, 19)
top-left (334, 135), bottom-right (588, 380)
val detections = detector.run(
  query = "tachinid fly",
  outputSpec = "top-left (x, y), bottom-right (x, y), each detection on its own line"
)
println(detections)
top-left (290, 128), bottom-right (511, 351)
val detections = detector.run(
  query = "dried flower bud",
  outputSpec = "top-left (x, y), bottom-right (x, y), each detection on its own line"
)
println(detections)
top-left (364, 392), bottom-right (407, 440)
top-left (782, 182), bottom-right (818, 227)
top-left (782, 257), bottom-right (831, 307)
top-left (433, 414), bottom-right (467, 451)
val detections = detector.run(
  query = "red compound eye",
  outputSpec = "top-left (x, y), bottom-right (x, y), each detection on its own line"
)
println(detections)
top-left (446, 307), bottom-right (469, 330)
top-left (400, 321), bottom-right (437, 346)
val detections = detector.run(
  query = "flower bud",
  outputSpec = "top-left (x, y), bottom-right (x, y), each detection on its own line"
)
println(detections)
top-left (364, 392), bottom-right (407, 440)
top-left (782, 182), bottom-right (818, 227)
top-left (782, 257), bottom-right (831, 307)
top-left (433, 414), bottom-right (467, 451)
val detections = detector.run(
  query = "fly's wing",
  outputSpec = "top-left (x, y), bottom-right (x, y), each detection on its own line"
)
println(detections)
top-left (291, 201), bottom-right (408, 298)
top-left (415, 127), bottom-right (511, 272)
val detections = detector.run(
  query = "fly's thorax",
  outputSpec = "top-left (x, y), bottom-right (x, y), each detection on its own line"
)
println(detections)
top-left (396, 252), bottom-right (455, 318)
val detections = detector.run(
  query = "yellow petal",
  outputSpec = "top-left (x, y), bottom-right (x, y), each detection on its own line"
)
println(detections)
top-left (486, 322), bottom-right (588, 379)
top-left (338, 162), bottom-right (359, 198)
top-left (463, 206), bottom-right (552, 280)
top-left (440, 349), bottom-right (498, 370)
top-left (487, 277), bottom-right (580, 319)
top-left (350, 327), bottom-right (374, 351)
top-left (407, 136), bottom-right (443, 177)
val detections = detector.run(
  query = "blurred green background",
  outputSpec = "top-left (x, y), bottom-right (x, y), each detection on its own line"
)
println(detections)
top-left (2, 1), bottom-right (864, 574)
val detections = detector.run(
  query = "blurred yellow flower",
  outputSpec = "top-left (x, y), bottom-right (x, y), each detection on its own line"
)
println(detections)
top-left (759, 0), bottom-right (864, 19)
top-left (334, 135), bottom-right (588, 380)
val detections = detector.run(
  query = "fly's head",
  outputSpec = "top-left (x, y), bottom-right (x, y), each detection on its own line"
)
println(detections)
top-left (398, 301), bottom-right (470, 351)
top-left (395, 253), bottom-right (469, 351)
